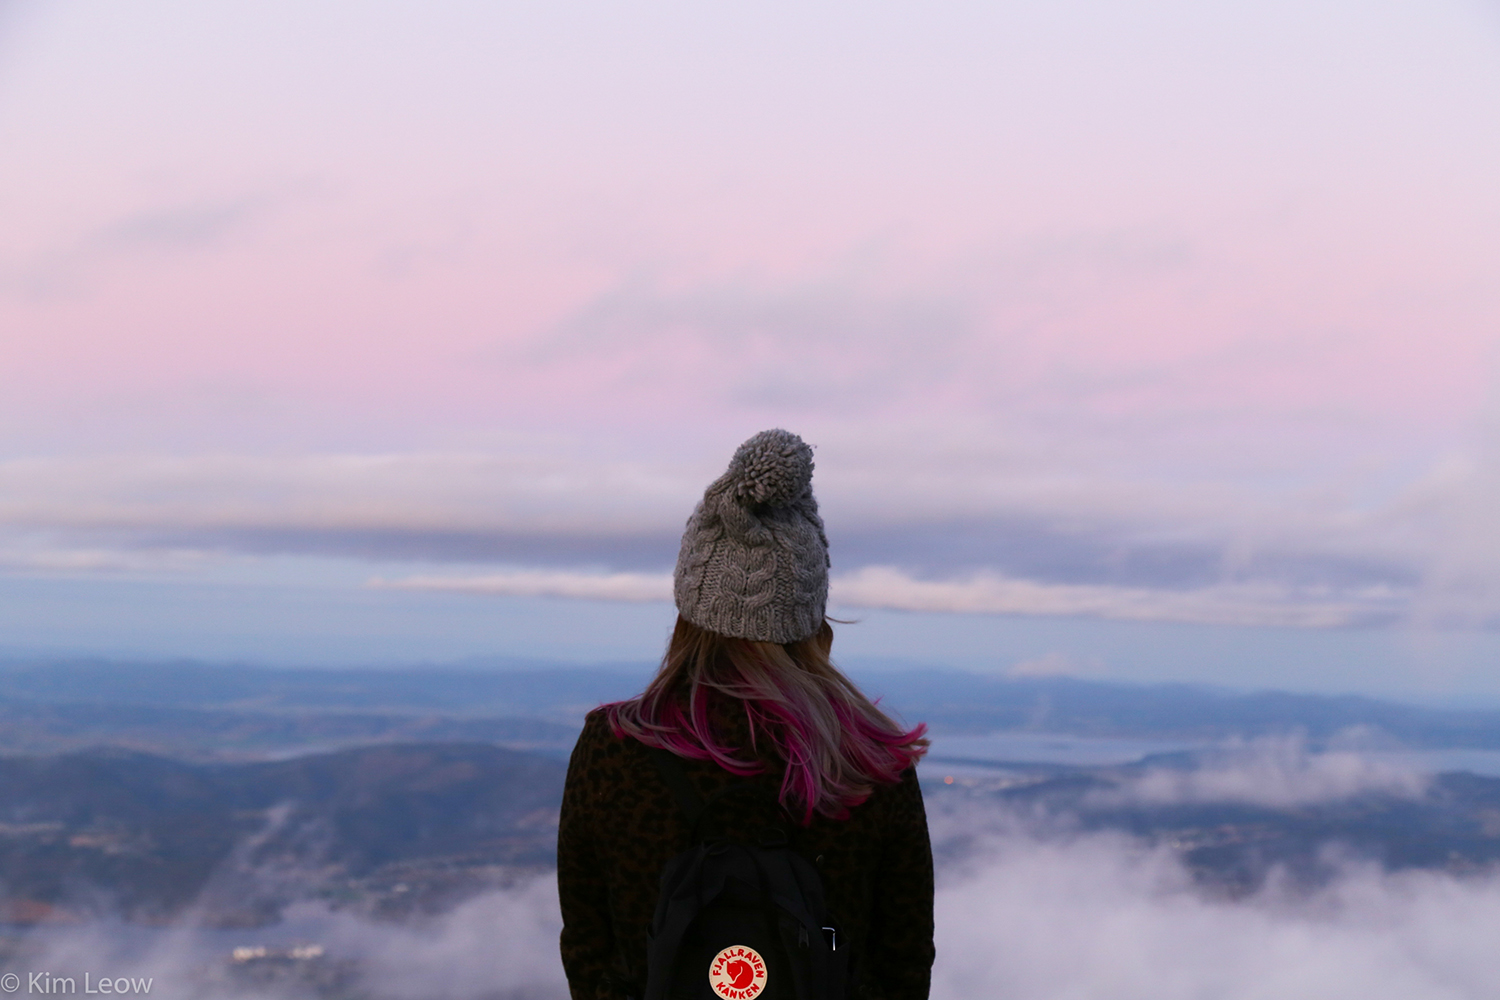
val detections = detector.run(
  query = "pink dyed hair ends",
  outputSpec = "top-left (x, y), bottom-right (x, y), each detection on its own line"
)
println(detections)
top-left (604, 616), bottom-right (929, 824)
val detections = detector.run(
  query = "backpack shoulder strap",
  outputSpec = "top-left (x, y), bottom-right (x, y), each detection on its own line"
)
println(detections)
top-left (650, 746), bottom-right (774, 840)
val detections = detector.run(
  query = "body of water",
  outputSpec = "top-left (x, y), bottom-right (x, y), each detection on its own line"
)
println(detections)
top-left (923, 733), bottom-right (1500, 778)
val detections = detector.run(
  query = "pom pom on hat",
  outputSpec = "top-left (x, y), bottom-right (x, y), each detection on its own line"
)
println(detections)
top-left (726, 429), bottom-right (814, 507)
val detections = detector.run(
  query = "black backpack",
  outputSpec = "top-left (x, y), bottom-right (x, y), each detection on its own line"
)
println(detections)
top-left (643, 748), bottom-right (849, 1000)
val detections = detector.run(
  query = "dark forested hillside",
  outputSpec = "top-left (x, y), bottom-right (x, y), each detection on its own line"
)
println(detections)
top-left (0, 743), bottom-right (565, 925)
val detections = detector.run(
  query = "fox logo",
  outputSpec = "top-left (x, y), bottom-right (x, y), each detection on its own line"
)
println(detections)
top-left (708, 945), bottom-right (766, 999)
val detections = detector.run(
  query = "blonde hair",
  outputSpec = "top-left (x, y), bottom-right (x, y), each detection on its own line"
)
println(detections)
top-left (605, 616), bottom-right (928, 823)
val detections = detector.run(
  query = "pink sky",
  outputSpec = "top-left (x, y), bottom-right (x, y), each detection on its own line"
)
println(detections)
top-left (3, 0), bottom-right (1497, 453)
top-left (3, 0), bottom-right (1500, 682)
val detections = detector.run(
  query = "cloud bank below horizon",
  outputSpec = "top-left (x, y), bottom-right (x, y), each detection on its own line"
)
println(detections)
top-left (1, 440), bottom-right (1490, 632)
top-left (370, 566), bottom-right (1397, 630)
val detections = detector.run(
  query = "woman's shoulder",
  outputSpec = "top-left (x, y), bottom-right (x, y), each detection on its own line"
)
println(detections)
top-left (571, 706), bottom-right (651, 770)
top-left (836, 765), bottom-right (925, 826)
top-left (575, 707), bottom-right (628, 754)
top-left (580, 706), bottom-right (614, 736)
top-left (868, 766), bottom-right (928, 835)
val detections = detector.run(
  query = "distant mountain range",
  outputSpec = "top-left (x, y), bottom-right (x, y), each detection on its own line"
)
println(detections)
top-left (0, 658), bottom-right (650, 719)
top-left (0, 697), bottom-right (581, 761)
top-left (862, 672), bottom-right (1500, 747)
top-left (0, 659), bottom-right (645, 759)
top-left (2, 659), bottom-right (1500, 758)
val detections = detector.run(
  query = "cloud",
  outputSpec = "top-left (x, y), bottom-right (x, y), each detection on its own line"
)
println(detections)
top-left (8, 880), bottom-right (570, 1000)
top-left (0, 541), bottom-right (214, 575)
top-left (3, 194), bottom-right (278, 298)
top-left (921, 751), bottom-right (1500, 998)
top-left (14, 807), bottom-right (1500, 1000)
top-left (0, 454), bottom-right (690, 535)
top-left (1097, 735), bottom-right (1430, 808)
top-left (308, 882), bottom-right (568, 1000)
top-left (828, 566), bottom-right (1398, 628)
top-left (370, 570), bottom-right (675, 603)
top-left (931, 829), bottom-right (1500, 1000)
top-left (1006, 652), bottom-right (1090, 679)
top-left (0, 435), bottom-right (1428, 581)
top-left (0, 442), bottom-right (1492, 630)
top-left (369, 565), bottom-right (1401, 628)
top-left (526, 278), bottom-right (978, 417)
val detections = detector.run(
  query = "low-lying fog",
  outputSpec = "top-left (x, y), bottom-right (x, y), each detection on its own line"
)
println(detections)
top-left (9, 741), bottom-right (1500, 1000)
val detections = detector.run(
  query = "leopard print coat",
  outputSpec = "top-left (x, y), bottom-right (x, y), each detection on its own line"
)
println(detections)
top-left (557, 707), bottom-right (935, 1000)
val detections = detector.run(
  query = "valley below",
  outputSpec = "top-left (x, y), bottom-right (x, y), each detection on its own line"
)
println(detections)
top-left (2, 660), bottom-right (1500, 997)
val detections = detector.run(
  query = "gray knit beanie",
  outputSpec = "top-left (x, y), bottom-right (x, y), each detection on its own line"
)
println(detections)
top-left (673, 429), bottom-right (830, 643)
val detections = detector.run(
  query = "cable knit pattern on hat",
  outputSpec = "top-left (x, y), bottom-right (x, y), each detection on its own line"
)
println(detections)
top-left (674, 429), bottom-right (830, 643)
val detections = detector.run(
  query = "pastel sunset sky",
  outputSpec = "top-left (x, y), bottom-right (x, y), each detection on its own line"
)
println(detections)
top-left (4, 0), bottom-right (1500, 698)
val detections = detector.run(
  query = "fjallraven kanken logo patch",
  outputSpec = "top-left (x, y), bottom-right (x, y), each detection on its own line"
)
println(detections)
top-left (708, 945), bottom-right (766, 999)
